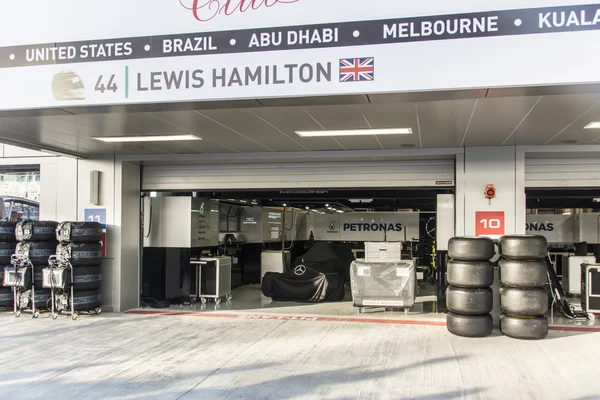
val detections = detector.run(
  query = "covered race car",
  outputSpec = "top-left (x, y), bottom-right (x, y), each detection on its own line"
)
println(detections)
top-left (261, 265), bottom-right (345, 303)
top-left (291, 242), bottom-right (355, 283)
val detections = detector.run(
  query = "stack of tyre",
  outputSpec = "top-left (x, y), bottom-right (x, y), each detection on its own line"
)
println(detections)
top-left (446, 237), bottom-right (496, 338)
top-left (499, 235), bottom-right (549, 340)
top-left (56, 221), bottom-right (103, 314)
top-left (15, 220), bottom-right (58, 310)
top-left (0, 221), bottom-right (17, 309)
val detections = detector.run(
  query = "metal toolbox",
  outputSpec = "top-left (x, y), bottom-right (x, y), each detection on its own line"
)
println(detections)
top-left (3, 265), bottom-right (32, 288)
top-left (564, 256), bottom-right (596, 295)
top-left (42, 267), bottom-right (71, 290)
top-left (364, 242), bottom-right (402, 263)
top-left (581, 263), bottom-right (600, 314)
top-left (191, 256), bottom-right (233, 304)
top-left (350, 259), bottom-right (416, 309)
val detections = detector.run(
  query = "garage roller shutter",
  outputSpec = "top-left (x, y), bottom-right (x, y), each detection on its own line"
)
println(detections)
top-left (142, 159), bottom-right (455, 191)
top-left (525, 158), bottom-right (600, 187)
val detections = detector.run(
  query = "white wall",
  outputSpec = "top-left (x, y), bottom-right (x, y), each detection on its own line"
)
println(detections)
top-left (456, 147), bottom-right (526, 236)
top-left (115, 162), bottom-right (141, 312)
top-left (75, 159), bottom-right (140, 312)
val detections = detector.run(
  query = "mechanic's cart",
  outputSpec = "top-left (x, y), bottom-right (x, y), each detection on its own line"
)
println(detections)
top-left (350, 259), bottom-right (417, 313)
top-left (43, 255), bottom-right (77, 320)
top-left (190, 256), bottom-right (232, 305)
top-left (581, 263), bottom-right (600, 315)
top-left (4, 254), bottom-right (39, 319)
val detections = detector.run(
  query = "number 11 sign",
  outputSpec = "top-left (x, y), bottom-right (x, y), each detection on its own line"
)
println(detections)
top-left (84, 208), bottom-right (107, 257)
top-left (476, 211), bottom-right (505, 238)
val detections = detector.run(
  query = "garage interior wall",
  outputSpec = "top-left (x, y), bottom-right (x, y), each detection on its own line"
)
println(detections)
top-left (456, 146), bottom-right (526, 236)
top-left (141, 159), bottom-right (456, 191)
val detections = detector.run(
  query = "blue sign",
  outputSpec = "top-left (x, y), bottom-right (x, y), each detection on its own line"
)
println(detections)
top-left (84, 208), bottom-right (107, 257)
top-left (84, 208), bottom-right (106, 229)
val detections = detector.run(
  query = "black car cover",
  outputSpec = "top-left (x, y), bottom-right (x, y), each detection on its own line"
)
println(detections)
top-left (261, 267), bottom-right (345, 303)
top-left (292, 242), bottom-right (355, 283)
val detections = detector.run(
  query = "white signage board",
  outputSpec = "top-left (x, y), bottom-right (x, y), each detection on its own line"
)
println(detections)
top-left (0, 1), bottom-right (599, 110)
top-left (525, 214), bottom-right (574, 243)
top-left (310, 212), bottom-right (420, 242)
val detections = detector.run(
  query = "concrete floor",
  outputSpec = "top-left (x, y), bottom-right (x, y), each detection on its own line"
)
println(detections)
top-left (0, 310), bottom-right (599, 400)
top-left (142, 285), bottom-right (600, 328)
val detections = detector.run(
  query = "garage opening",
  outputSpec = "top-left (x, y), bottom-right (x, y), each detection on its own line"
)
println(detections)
top-left (140, 186), bottom-right (454, 316)
top-left (525, 188), bottom-right (600, 319)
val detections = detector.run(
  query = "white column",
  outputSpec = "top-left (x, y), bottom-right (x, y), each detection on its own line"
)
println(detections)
top-left (456, 147), bottom-right (525, 237)
top-left (76, 158), bottom-right (140, 312)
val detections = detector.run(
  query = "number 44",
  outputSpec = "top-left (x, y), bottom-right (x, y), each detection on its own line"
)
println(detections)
top-left (95, 75), bottom-right (118, 93)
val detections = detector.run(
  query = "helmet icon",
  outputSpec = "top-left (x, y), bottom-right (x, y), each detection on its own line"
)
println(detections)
top-left (52, 70), bottom-right (86, 101)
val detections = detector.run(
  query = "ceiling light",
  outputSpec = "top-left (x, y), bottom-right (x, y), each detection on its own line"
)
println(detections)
top-left (336, 210), bottom-right (344, 213)
top-left (93, 134), bottom-right (201, 143)
top-left (584, 122), bottom-right (600, 129)
top-left (295, 128), bottom-right (412, 137)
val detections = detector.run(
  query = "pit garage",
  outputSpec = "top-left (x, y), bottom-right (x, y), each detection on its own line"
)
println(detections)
top-left (140, 185), bottom-right (454, 314)
top-left (1, 0), bottom-right (600, 331)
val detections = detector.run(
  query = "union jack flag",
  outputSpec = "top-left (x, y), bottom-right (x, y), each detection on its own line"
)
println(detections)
top-left (339, 57), bottom-right (375, 82)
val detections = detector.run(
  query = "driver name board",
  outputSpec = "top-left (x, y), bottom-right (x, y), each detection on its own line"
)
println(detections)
top-left (0, 1), bottom-right (600, 110)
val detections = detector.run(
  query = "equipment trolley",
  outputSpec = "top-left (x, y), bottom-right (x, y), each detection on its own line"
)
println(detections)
top-left (190, 256), bottom-right (233, 305)
top-left (44, 255), bottom-right (76, 320)
top-left (4, 254), bottom-right (40, 318)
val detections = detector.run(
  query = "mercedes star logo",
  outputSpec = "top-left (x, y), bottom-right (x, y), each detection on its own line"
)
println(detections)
top-left (294, 265), bottom-right (307, 275)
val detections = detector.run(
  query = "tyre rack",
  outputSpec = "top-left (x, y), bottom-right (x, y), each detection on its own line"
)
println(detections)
top-left (4, 254), bottom-right (40, 319)
top-left (44, 255), bottom-right (77, 320)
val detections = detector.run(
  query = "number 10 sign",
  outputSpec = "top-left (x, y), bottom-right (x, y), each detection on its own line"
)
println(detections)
top-left (476, 211), bottom-right (505, 238)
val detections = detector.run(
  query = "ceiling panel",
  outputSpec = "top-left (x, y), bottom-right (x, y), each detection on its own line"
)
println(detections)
top-left (0, 89), bottom-right (600, 157)
top-left (302, 105), bottom-right (381, 150)
top-left (0, 118), bottom-right (102, 153)
top-left (545, 102), bottom-right (600, 145)
top-left (147, 110), bottom-right (269, 153)
top-left (359, 103), bottom-right (419, 149)
top-left (198, 109), bottom-right (306, 152)
top-left (417, 99), bottom-right (477, 148)
top-left (513, 94), bottom-right (600, 145)
top-left (251, 107), bottom-right (343, 151)
top-left (303, 105), bottom-right (371, 130)
top-left (464, 96), bottom-right (542, 147)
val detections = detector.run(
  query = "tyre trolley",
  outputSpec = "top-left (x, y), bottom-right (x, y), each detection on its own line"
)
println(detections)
top-left (3, 254), bottom-right (40, 319)
top-left (44, 255), bottom-right (76, 320)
